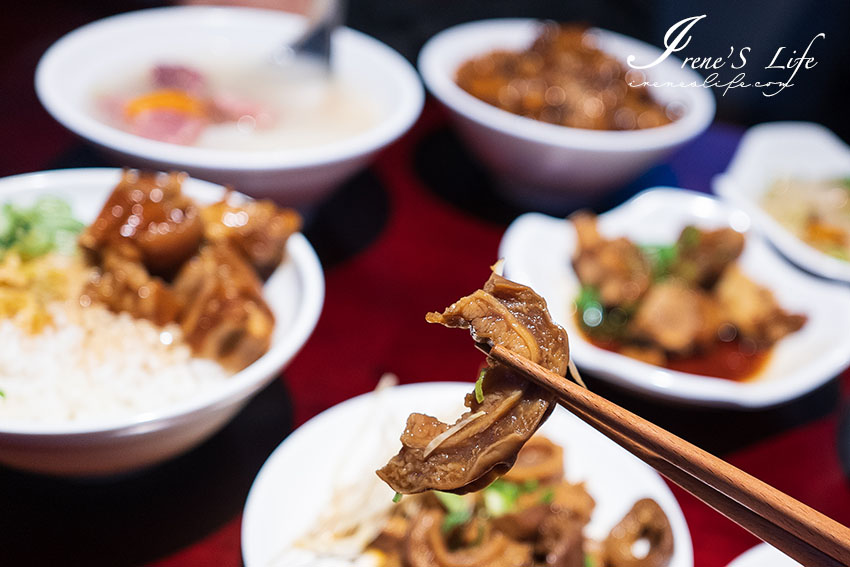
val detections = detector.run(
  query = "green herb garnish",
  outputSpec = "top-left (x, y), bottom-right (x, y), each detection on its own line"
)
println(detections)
top-left (482, 479), bottom-right (548, 517)
top-left (679, 225), bottom-right (701, 248)
top-left (0, 196), bottom-right (84, 260)
top-left (474, 368), bottom-right (486, 403)
top-left (575, 284), bottom-right (602, 313)
top-left (640, 243), bottom-right (678, 281)
top-left (392, 492), bottom-right (403, 503)
top-left (435, 491), bottom-right (473, 532)
top-left (483, 479), bottom-right (521, 517)
top-left (584, 554), bottom-right (596, 567)
top-left (539, 487), bottom-right (555, 505)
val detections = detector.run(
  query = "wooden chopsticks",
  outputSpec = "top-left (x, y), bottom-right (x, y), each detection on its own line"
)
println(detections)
top-left (477, 342), bottom-right (850, 567)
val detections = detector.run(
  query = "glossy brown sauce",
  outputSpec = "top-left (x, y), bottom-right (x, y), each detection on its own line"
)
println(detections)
top-left (581, 330), bottom-right (771, 382)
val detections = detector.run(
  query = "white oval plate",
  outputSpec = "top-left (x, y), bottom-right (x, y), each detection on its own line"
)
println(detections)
top-left (499, 188), bottom-right (850, 407)
top-left (714, 121), bottom-right (850, 283)
top-left (242, 382), bottom-right (693, 567)
top-left (726, 543), bottom-right (801, 567)
top-left (0, 167), bottom-right (323, 435)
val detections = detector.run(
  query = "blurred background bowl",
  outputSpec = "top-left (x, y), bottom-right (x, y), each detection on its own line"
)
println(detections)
top-left (0, 168), bottom-right (324, 476)
top-left (418, 18), bottom-right (715, 209)
top-left (35, 7), bottom-right (424, 207)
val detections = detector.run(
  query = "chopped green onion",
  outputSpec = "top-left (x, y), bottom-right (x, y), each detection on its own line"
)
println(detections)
top-left (680, 225), bottom-right (701, 248)
top-left (640, 244), bottom-right (677, 281)
top-left (584, 554), bottom-right (596, 567)
top-left (575, 284), bottom-right (601, 313)
top-left (539, 487), bottom-right (555, 505)
top-left (483, 479), bottom-right (521, 517)
top-left (0, 196), bottom-right (83, 260)
top-left (392, 492), bottom-right (403, 503)
top-left (474, 368), bottom-right (486, 403)
top-left (435, 491), bottom-right (473, 532)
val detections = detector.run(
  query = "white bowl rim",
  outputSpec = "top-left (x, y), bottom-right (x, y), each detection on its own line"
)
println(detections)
top-left (418, 18), bottom-right (716, 152)
top-left (499, 187), bottom-right (850, 408)
top-left (35, 6), bottom-right (424, 170)
top-left (241, 381), bottom-right (694, 567)
top-left (725, 543), bottom-right (801, 567)
top-left (0, 167), bottom-right (324, 436)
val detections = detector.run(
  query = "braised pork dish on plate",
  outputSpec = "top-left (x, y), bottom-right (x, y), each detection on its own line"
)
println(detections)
top-left (373, 274), bottom-right (673, 566)
top-left (242, 383), bottom-right (691, 567)
top-left (496, 188), bottom-right (850, 407)
top-left (570, 212), bottom-right (805, 381)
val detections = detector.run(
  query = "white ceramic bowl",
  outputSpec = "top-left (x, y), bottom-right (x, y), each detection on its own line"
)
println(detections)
top-left (714, 121), bottom-right (850, 282)
top-left (726, 543), bottom-right (801, 567)
top-left (418, 19), bottom-right (715, 207)
top-left (36, 7), bottom-right (424, 205)
top-left (499, 188), bottom-right (850, 407)
top-left (241, 382), bottom-right (693, 567)
top-left (0, 168), bottom-right (324, 476)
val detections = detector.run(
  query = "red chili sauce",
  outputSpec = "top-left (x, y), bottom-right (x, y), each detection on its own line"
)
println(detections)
top-left (579, 328), bottom-right (771, 382)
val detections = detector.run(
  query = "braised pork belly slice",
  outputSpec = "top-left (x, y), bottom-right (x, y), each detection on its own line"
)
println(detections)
top-left (201, 197), bottom-right (301, 280)
top-left (172, 242), bottom-right (274, 371)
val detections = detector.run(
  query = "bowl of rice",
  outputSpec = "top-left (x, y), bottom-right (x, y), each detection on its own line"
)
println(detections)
top-left (0, 168), bottom-right (324, 476)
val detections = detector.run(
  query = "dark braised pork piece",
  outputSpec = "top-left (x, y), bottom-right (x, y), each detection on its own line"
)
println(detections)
top-left (629, 280), bottom-right (721, 355)
top-left (571, 212), bottom-right (651, 307)
top-left (669, 226), bottom-right (744, 289)
top-left (455, 24), bottom-right (674, 131)
top-left (79, 170), bottom-right (204, 279)
top-left (173, 243), bottom-right (274, 371)
top-left (201, 197), bottom-right (301, 280)
top-left (377, 273), bottom-right (569, 495)
top-left (714, 265), bottom-right (806, 346)
top-left (82, 247), bottom-right (181, 327)
top-left (572, 212), bottom-right (806, 373)
top-left (368, 435), bottom-right (676, 567)
top-left (604, 499), bottom-right (674, 567)
top-left (404, 510), bottom-right (534, 567)
top-left (79, 169), bottom-right (299, 371)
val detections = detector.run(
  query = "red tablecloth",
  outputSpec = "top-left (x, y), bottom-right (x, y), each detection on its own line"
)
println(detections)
top-left (144, 106), bottom-right (850, 567)
top-left (3, 7), bottom-right (848, 565)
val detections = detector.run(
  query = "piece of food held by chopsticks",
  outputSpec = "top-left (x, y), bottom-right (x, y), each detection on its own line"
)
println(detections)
top-left (377, 272), bottom-right (570, 495)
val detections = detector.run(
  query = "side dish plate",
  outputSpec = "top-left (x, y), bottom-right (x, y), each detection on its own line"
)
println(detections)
top-left (499, 188), bottom-right (850, 407)
top-left (714, 121), bottom-right (850, 282)
top-left (726, 543), bottom-right (801, 567)
top-left (241, 382), bottom-right (694, 567)
top-left (0, 168), bottom-right (324, 475)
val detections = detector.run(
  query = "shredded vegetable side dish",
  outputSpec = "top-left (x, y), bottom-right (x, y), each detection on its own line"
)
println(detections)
top-left (761, 177), bottom-right (850, 261)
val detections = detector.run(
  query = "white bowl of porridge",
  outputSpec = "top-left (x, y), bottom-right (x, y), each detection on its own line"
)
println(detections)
top-left (35, 7), bottom-right (424, 206)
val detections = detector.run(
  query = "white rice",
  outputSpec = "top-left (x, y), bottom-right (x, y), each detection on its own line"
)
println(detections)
top-left (0, 301), bottom-right (232, 423)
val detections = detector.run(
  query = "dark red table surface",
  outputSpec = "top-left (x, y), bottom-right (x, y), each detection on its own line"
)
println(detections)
top-left (151, 107), bottom-right (850, 567)
top-left (2, 8), bottom-right (850, 566)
